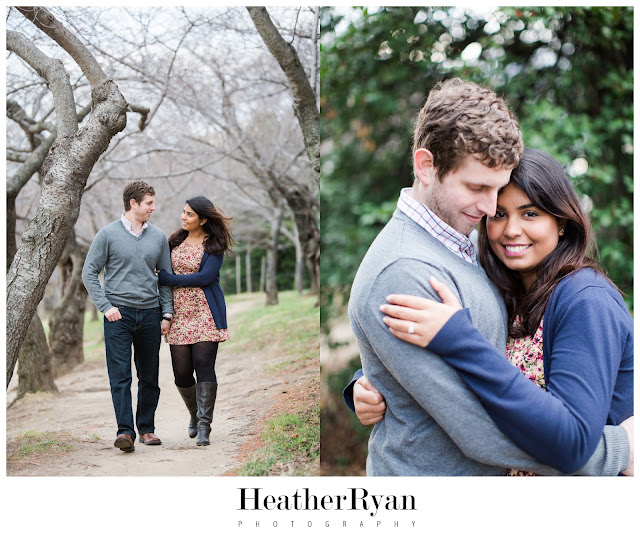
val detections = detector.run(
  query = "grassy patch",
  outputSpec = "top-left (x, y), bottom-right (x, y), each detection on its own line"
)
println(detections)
top-left (8, 430), bottom-right (77, 461)
top-left (83, 312), bottom-right (106, 362)
top-left (238, 404), bottom-right (320, 476)
top-left (224, 290), bottom-right (319, 370)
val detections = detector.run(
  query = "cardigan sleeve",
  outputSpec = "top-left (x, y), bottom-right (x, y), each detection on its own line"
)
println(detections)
top-left (427, 285), bottom-right (631, 474)
top-left (157, 252), bottom-right (223, 288)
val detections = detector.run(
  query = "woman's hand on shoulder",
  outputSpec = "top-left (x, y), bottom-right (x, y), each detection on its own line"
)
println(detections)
top-left (380, 276), bottom-right (462, 347)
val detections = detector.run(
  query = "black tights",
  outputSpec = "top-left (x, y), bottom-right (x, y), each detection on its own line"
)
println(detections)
top-left (170, 341), bottom-right (219, 387)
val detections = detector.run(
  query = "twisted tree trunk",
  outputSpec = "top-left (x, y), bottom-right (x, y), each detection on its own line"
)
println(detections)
top-left (6, 7), bottom-right (128, 386)
top-left (48, 232), bottom-right (89, 376)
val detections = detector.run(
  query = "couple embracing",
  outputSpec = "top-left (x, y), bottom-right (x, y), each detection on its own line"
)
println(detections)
top-left (344, 78), bottom-right (634, 476)
top-left (82, 181), bottom-right (233, 453)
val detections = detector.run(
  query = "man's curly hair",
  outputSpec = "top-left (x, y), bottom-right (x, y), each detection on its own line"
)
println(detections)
top-left (413, 78), bottom-right (524, 180)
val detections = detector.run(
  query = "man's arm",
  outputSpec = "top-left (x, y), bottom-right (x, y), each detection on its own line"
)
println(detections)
top-left (156, 238), bottom-right (174, 315)
top-left (81, 229), bottom-right (112, 314)
top-left (352, 258), bottom-right (628, 475)
top-left (346, 372), bottom-right (630, 476)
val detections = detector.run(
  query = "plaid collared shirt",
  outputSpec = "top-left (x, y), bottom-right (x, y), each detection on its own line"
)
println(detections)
top-left (397, 188), bottom-right (478, 265)
top-left (121, 213), bottom-right (148, 237)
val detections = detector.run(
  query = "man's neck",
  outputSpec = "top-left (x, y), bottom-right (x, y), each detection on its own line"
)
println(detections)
top-left (123, 211), bottom-right (144, 233)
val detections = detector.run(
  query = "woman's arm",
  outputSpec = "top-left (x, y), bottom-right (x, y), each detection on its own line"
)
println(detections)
top-left (158, 252), bottom-right (223, 287)
top-left (422, 286), bottom-right (630, 474)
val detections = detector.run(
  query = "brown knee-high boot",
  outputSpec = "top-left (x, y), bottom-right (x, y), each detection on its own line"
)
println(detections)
top-left (176, 384), bottom-right (198, 438)
top-left (195, 382), bottom-right (217, 446)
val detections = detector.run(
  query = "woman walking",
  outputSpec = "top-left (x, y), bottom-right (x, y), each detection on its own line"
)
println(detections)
top-left (158, 196), bottom-right (233, 446)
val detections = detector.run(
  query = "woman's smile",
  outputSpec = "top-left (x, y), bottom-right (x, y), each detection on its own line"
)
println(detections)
top-left (502, 243), bottom-right (532, 256)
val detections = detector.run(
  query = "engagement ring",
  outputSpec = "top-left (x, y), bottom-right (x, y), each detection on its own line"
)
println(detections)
top-left (408, 322), bottom-right (415, 334)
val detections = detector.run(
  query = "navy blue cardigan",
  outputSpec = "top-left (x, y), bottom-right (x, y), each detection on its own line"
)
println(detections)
top-left (158, 250), bottom-right (227, 330)
top-left (427, 269), bottom-right (633, 474)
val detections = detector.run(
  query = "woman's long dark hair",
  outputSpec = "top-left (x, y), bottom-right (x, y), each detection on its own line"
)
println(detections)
top-left (168, 196), bottom-right (234, 255)
top-left (478, 148), bottom-right (617, 338)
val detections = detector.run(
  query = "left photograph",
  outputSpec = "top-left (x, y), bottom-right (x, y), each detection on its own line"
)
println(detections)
top-left (6, 6), bottom-right (320, 476)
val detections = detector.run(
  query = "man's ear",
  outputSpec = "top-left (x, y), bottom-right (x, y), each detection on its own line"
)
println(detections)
top-left (129, 198), bottom-right (138, 210)
top-left (414, 148), bottom-right (437, 187)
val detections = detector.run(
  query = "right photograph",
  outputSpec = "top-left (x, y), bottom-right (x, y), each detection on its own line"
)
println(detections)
top-left (320, 6), bottom-right (633, 476)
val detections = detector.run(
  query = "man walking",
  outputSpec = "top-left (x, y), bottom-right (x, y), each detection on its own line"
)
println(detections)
top-left (82, 181), bottom-right (173, 452)
top-left (345, 79), bottom-right (631, 475)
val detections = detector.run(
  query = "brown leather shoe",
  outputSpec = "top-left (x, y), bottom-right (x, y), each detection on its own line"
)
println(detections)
top-left (139, 432), bottom-right (162, 445)
top-left (114, 433), bottom-right (135, 452)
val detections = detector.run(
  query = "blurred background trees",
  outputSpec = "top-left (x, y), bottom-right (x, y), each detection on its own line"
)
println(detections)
top-left (320, 6), bottom-right (633, 475)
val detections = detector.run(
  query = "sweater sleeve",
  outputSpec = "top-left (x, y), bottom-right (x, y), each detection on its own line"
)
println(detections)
top-left (157, 252), bottom-right (222, 288)
top-left (156, 236), bottom-right (174, 315)
top-left (81, 229), bottom-right (112, 313)
top-left (427, 286), bottom-right (631, 474)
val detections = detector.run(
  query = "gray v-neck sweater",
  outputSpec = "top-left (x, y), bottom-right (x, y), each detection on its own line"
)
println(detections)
top-left (349, 209), bottom-right (627, 475)
top-left (82, 220), bottom-right (173, 314)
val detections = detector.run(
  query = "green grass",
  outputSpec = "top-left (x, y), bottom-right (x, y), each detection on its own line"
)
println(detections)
top-left (224, 290), bottom-right (319, 370)
top-left (239, 405), bottom-right (320, 476)
top-left (9, 430), bottom-right (77, 459)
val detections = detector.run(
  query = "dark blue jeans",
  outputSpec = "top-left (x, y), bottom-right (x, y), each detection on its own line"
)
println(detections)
top-left (104, 305), bottom-right (162, 441)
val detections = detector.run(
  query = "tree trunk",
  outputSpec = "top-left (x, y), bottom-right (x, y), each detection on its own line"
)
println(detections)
top-left (283, 184), bottom-right (319, 295)
top-left (247, 7), bottom-right (320, 186)
top-left (292, 220), bottom-right (304, 293)
top-left (245, 246), bottom-right (253, 294)
top-left (9, 184), bottom-right (57, 396)
top-left (235, 254), bottom-right (242, 295)
top-left (17, 313), bottom-right (58, 399)
top-left (265, 205), bottom-right (284, 305)
top-left (259, 256), bottom-right (266, 292)
top-left (48, 232), bottom-right (88, 376)
top-left (90, 300), bottom-right (99, 322)
top-left (6, 9), bottom-right (128, 386)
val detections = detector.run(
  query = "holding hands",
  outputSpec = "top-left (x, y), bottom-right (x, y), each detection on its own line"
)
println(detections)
top-left (380, 276), bottom-right (462, 347)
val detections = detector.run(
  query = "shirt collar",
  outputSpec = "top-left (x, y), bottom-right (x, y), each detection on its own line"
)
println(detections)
top-left (397, 188), bottom-right (478, 265)
top-left (121, 213), bottom-right (148, 237)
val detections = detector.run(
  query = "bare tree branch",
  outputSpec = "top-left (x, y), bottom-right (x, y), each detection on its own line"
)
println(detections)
top-left (247, 6), bottom-right (319, 186)
top-left (7, 30), bottom-right (78, 138)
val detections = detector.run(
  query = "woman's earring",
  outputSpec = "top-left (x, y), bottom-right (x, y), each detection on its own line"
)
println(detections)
top-left (559, 228), bottom-right (564, 236)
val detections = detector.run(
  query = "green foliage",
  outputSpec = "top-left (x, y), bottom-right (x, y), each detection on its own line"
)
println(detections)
top-left (321, 6), bottom-right (633, 325)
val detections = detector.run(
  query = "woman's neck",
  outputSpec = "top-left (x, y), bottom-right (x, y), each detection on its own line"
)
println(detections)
top-left (185, 230), bottom-right (207, 244)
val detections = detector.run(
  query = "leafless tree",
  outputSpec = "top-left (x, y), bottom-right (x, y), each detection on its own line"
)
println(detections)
top-left (6, 7), bottom-right (128, 386)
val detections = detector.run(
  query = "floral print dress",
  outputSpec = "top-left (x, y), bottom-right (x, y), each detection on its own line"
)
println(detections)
top-left (167, 241), bottom-right (229, 345)
top-left (505, 317), bottom-right (545, 477)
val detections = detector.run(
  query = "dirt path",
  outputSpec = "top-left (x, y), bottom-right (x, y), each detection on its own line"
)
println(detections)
top-left (6, 297), bottom-right (306, 476)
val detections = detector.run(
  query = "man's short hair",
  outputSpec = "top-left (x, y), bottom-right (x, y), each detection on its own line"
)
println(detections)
top-left (412, 78), bottom-right (523, 180)
top-left (123, 181), bottom-right (155, 211)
